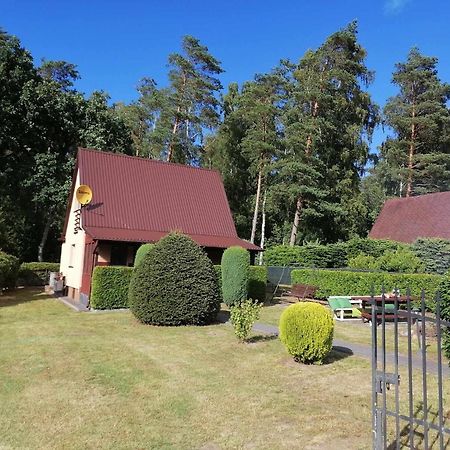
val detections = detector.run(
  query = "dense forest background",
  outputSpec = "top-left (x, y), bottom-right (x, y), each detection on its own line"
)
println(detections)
top-left (1, 22), bottom-right (450, 262)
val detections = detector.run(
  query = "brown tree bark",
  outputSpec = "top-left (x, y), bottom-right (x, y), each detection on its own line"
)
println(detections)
top-left (38, 216), bottom-right (51, 263)
top-left (258, 189), bottom-right (267, 265)
top-left (289, 100), bottom-right (318, 246)
top-left (250, 168), bottom-right (263, 244)
top-left (406, 103), bottom-right (416, 197)
top-left (289, 197), bottom-right (303, 246)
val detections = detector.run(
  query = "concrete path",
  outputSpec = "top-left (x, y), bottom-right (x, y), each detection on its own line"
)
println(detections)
top-left (252, 321), bottom-right (450, 376)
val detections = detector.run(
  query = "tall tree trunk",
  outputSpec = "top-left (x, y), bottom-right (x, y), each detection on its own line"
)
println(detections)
top-left (289, 197), bottom-right (303, 246)
top-left (250, 168), bottom-right (263, 244)
top-left (167, 117), bottom-right (179, 162)
top-left (406, 103), bottom-right (416, 197)
top-left (289, 100), bottom-right (318, 246)
top-left (38, 216), bottom-right (51, 262)
top-left (258, 189), bottom-right (267, 265)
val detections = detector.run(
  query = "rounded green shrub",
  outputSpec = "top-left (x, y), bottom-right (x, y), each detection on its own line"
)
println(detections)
top-left (0, 251), bottom-right (19, 290)
top-left (128, 232), bottom-right (220, 325)
top-left (221, 246), bottom-right (250, 306)
top-left (134, 243), bottom-right (154, 267)
top-left (279, 302), bottom-right (334, 364)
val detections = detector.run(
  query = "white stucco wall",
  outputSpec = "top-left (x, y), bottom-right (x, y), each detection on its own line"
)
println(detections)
top-left (60, 170), bottom-right (86, 290)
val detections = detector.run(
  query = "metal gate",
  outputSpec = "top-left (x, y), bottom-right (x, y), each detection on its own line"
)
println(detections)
top-left (371, 290), bottom-right (450, 449)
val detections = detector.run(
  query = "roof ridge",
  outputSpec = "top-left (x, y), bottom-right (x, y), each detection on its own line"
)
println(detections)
top-left (386, 191), bottom-right (450, 203)
top-left (78, 147), bottom-right (220, 175)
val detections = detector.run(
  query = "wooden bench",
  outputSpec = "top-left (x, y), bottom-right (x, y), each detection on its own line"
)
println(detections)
top-left (285, 284), bottom-right (318, 300)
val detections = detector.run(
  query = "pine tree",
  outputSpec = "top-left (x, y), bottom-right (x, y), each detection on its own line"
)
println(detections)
top-left (281, 22), bottom-right (378, 245)
top-left (382, 48), bottom-right (450, 196)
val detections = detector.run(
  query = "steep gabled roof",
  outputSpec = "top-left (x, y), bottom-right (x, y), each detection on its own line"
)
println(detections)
top-left (369, 191), bottom-right (450, 243)
top-left (73, 148), bottom-right (260, 251)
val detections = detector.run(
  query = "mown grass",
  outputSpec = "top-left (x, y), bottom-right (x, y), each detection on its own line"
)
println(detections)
top-left (0, 289), bottom-right (448, 449)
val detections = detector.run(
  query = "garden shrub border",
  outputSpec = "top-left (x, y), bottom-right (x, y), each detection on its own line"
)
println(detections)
top-left (18, 262), bottom-right (60, 286)
top-left (291, 268), bottom-right (442, 301)
top-left (90, 266), bottom-right (134, 309)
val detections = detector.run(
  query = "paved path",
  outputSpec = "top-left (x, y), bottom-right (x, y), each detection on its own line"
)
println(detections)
top-left (252, 321), bottom-right (450, 376)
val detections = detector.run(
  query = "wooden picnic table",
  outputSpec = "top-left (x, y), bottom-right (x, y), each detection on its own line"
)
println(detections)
top-left (350, 295), bottom-right (413, 324)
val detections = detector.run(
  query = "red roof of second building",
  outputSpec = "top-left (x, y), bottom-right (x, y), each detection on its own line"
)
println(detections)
top-left (369, 191), bottom-right (450, 243)
top-left (75, 148), bottom-right (260, 250)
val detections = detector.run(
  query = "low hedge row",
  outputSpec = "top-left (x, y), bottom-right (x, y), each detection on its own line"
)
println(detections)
top-left (90, 266), bottom-right (134, 309)
top-left (18, 262), bottom-right (60, 286)
top-left (214, 265), bottom-right (267, 302)
top-left (0, 251), bottom-right (20, 290)
top-left (265, 238), bottom-right (406, 268)
top-left (291, 269), bottom-right (442, 300)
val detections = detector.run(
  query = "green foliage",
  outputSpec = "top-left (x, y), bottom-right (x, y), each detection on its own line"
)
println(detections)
top-left (377, 248), bottom-right (424, 273)
top-left (349, 247), bottom-right (423, 273)
top-left (264, 243), bottom-right (347, 268)
top-left (437, 271), bottom-right (450, 361)
top-left (0, 29), bottom-right (133, 262)
top-left (90, 266), bottom-right (133, 309)
top-left (411, 238), bottom-right (450, 275)
top-left (134, 243), bottom-right (154, 267)
top-left (129, 233), bottom-right (220, 325)
top-left (381, 48), bottom-right (450, 196)
top-left (18, 262), bottom-right (60, 286)
top-left (279, 303), bottom-right (334, 364)
top-left (345, 237), bottom-right (406, 259)
top-left (291, 269), bottom-right (441, 300)
top-left (221, 246), bottom-right (250, 306)
top-left (0, 251), bottom-right (20, 290)
top-left (230, 299), bottom-right (262, 342)
top-left (248, 266), bottom-right (267, 302)
top-left (215, 264), bottom-right (266, 302)
top-left (347, 254), bottom-right (378, 270)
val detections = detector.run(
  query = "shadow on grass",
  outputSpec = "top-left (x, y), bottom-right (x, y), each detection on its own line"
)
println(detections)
top-left (216, 310), bottom-right (230, 324)
top-left (322, 346), bottom-right (354, 364)
top-left (0, 287), bottom-right (46, 307)
top-left (246, 334), bottom-right (278, 344)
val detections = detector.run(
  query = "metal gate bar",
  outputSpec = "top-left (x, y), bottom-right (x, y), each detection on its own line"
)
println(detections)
top-left (371, 289), bottom-right (450, 449)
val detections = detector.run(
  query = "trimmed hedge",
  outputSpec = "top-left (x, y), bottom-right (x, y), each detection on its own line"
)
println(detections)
top-left (90, 266), bottom-right (134, 309)
top-left (291, 268), bottom-right (442, 299)
top-left (248, 266), bottom-right (267, 301)
top-left (134, 243), bottom-right (154, 267)
top-left (18, 262), bottom-right (60, 286)
top-left (0, 251), bottom-right (20, 290)
top-left (129, 233), bottom-right (220, 325)
top-left (221, 246), bottom-right (250, 306)
top-left (279, 302), bottom-right (334, 364)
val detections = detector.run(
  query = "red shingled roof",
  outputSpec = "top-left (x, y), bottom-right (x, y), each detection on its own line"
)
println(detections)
top-left (369, 192), bottom-right (450, 243)
top-left (73, 148), bottom-right (260, 251)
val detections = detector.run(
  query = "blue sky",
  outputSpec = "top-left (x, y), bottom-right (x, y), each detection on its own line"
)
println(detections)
top-left (2, 0), bottom-right (450, 151)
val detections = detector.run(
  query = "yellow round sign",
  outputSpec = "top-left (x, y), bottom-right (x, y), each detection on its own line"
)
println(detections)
top-left (76, 185), bottom-right (93, 205)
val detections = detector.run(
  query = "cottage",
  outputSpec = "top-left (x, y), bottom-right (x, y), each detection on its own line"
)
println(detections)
top-left (60, 148), bottom-right (260, 305)
top-left (369, 191), bottom-right (450, 243)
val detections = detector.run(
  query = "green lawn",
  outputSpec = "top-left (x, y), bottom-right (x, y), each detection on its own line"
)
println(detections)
top-left (0, 289), bottom-right (448, 449)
